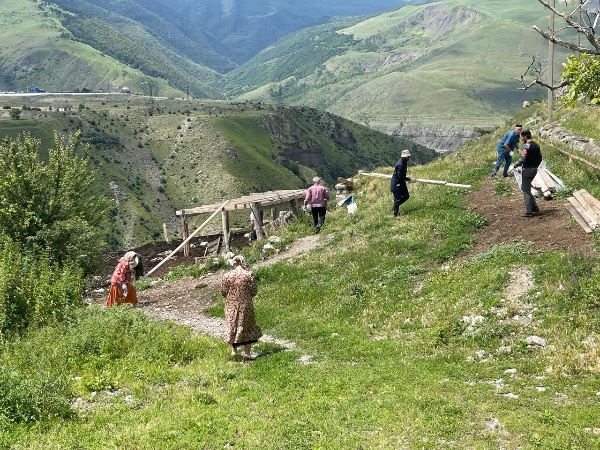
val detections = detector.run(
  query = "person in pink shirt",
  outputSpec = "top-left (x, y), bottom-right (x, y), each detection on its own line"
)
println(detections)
top-left (303, 176), bottom-right (330, 233)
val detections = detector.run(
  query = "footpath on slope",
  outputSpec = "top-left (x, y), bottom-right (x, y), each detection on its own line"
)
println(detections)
top-left (97, 235), bottom-right (323, 354)
top-left (90, 178), bottom-right (596, 354)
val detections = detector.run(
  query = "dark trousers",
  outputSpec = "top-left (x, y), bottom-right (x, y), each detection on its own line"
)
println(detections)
top-left (392, 184), bottom-right (410, 215)
top-left (311, 206), bottom-right (326, 228)
top-left (520, 168), bottom-right (538, 214)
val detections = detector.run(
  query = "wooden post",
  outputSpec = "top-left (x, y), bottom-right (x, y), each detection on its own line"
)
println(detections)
top-left (221, 210), bottom-right (230, 252)
top-left (290, 199), bottom-right (299, 217)
top-left (146, 200), bottom-right (230, 277)
top-left (180, 211), bottom-right (190, 257)
top-left (162, 222), bottom-right (169, 242)
top-left (250, 203), bottom-right (266, 240)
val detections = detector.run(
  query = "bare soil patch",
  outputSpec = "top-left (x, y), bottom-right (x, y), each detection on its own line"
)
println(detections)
top-left (464, 178), bottom-right (596, 258)
top-left (89, 234), bottom-right (323, 344)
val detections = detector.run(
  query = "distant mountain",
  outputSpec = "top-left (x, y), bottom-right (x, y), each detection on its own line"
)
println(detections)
top-left (224, 0), bottom-right (569, 151)
top-left (0, 0), bottom-right (219, 97)
top-left (152, 0), bottom-right (423, 64)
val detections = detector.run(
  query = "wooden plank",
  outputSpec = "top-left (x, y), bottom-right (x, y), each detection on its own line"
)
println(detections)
top-left (559, 149), bottom-right (600, 171)
top-left (359, 172), bottom-right (471, 188)
top-left (537, 168), bottom-right (556, 191)
top-left (575, 189), bottom-right (600, 217)
top-left (566, 203), bottom-right (594, 233)
top-left (532, 172), bottom-right (552, 199)
top-left (545, 170), bottom-right (565, 189)
top-left (573, 190), bottom-right (600, 222)
top-left (176, 190), bottom-right (306, 216)
top-left (146, 200), bottom-right (230, 277)
top-left (567, 197), bottom-right (598, 229)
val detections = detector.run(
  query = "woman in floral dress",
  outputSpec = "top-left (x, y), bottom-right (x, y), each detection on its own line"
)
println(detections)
top-left (106, 251), bottom-right (138, 307)
top-left (220, 255), bottom-right (262, 359)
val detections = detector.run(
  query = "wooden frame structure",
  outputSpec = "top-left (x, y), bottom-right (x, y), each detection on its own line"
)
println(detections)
top-left (175, 189), bottom-right (306, 255)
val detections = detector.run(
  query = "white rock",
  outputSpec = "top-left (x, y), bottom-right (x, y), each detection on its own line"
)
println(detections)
top-left (502, 393), bottom-right (519, 399)
top-left (525, 336), bottom-right (547, 347)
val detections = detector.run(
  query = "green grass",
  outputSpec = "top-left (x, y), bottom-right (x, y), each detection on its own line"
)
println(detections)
top-left (2, 101), bottom-right (600, 448)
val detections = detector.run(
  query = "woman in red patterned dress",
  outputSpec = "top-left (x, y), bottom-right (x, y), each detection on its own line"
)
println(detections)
top-left (220, 255), bottom-right (262, 359)
top-left (106, 251), bottom-right (138, 307)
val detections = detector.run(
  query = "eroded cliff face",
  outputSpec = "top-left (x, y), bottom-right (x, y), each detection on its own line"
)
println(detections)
top-left (388, 123), bottom-right (492, 153)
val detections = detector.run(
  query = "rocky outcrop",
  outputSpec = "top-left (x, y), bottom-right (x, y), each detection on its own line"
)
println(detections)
top-left (388, 123), bottom-right (490, 153)
top-left (539, 123), bottom-right (600, 157)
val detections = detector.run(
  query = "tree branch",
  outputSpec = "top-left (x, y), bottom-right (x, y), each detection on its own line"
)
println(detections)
top-left (532, 25), bottom-right (600, 55)
top-left (535, 0), bottom-right (600, 52)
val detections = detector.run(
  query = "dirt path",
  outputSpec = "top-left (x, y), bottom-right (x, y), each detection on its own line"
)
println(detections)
top-left (464, 178), bottom-right (595, 258)
top-left (92, 179), bottom-right (595, 354)
top-left (135, 235), bottom-right (322, 352)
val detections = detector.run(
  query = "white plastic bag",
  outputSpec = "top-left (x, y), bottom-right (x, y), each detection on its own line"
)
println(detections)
top-left (347, 202), bottom-right (357, 214)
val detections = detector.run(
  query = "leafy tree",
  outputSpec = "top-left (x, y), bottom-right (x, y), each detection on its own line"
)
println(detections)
top-left (9, 108), bottom-right (21, 120)
top-left (0, 132), bottom-right (111, 273)
top-left (561, 52), bottom-right (600, 105)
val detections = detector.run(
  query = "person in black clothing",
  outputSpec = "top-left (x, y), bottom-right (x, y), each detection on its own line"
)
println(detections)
top-left (131, 252), bottom-right (144, 280)
top-left (513, 130), bottom-right (543, 217)
top-left (390, 149), bottom-right (413, 216)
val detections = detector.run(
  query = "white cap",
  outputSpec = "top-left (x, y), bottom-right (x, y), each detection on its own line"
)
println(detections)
top-left (401, 149), bottom-right (411, 158)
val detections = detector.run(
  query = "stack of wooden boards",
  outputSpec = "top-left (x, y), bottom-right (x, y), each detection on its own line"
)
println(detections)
top-left (566, 189), bottom-right (600, 233)
top-left (531, 167), bottom-right (564, 199)
top-left (512, 165), bottom-right (564, 200)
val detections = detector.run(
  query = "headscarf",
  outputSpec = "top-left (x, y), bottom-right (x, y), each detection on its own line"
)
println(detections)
top-left (124, 251), bottom-right (138, 268)
top-left (227, 255), bottom-right (246, 268)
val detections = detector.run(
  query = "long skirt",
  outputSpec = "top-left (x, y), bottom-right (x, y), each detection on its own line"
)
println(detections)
top-left (106, 283), bottom-right (137, 307)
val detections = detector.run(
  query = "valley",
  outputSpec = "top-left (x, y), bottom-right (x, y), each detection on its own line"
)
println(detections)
top-left (0, 93), bottom-right (437, 249)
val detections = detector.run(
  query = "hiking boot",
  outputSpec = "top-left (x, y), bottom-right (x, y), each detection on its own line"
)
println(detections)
top-left (521, 213), bottom-right (533, 218)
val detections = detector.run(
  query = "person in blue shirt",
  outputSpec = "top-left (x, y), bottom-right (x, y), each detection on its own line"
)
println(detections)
top-left (492, 124), bottom-right (522, 178)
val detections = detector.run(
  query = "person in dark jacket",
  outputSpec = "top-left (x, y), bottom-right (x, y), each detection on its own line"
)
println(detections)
top-left (390, 149), bottom-right (413, 217)
top-left (513, 129), bottom-right (543, 217)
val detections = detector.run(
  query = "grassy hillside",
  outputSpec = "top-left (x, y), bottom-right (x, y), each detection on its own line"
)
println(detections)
top-left (0, 94), bottom-right (436, 249)
top-left (2, 102), bottom-right (600, 448)
top-left (0, 0), bottom-right (210, 97)
top-left (225, 0), bottom-right (572, 151)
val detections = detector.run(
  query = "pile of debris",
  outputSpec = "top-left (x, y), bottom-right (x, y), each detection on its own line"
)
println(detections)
top-left (565, 189), bottom-right (600, 233)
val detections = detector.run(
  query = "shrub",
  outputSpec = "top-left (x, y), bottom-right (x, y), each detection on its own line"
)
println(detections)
top-left (0, 238), bottom-right (83, 336)
top-left (0, 132), bottom-right (111, 273)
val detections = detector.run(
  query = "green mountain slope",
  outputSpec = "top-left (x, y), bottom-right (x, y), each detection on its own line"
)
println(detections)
top-left (225, 0), bottom-right (569, 151)
top-left (0, 94), bottom-right (437, 249)
top-left (0, 0), bottom-right (217, 98)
